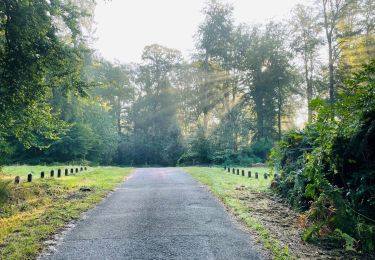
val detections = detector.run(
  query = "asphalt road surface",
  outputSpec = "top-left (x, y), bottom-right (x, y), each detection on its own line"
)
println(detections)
top-left (41, 168), bottom-right (264, 260)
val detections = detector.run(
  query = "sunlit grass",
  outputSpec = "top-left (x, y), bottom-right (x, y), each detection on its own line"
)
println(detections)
top-left (2, 165), bottom-right (86, 178)
top-left (0, 166), bottom-right (133, 259)
top-left (182, 166), bottom-right (291, 260)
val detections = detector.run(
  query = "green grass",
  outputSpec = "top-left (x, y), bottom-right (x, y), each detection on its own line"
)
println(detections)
top-left (182, 166), bottom-right (292, 260)
top-left (0, 166), bottom-right (133, 259)
top-left (2, 165), bottom-right (86, 178)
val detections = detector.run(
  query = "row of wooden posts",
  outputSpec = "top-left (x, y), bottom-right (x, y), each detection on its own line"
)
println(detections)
top-left (224, 166), bottom-right (269, 179)
top-left (14, 166), bottom-right (88, 184)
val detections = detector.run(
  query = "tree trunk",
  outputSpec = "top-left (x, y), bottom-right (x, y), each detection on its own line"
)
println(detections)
top-left (322, 0), bottom-right (335, 107)
top-left (254, 94), bottom-right (264, 140)
top-left (203, 111), bottom-right (208, 131)
top-left (117, 97), bottom-right (122, 135)
top-left (203, 51), bottom-right (209, 133)
top-left (277, 79), bottom-right (282, 141)
top-left (328, 38), bottom-right (335, 106)
top-left (304, 50), bottom-right (313, 123)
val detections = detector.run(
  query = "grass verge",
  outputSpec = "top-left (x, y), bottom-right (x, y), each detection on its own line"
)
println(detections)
top-left (182, 166), bottom-right (292, 259)
top-left (0, 166), bottom-right (133, 259)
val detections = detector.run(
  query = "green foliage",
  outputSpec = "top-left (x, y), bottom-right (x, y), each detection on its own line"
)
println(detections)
top-left (270, 60), bottom-right (375, 252)
top-left (50, 123), bottom-right (94, 161)
top-left (250, 138), bottom-right (274, 161)
top-left (0, 0), bottom-right (90, 153)
top-left (179, 126), bottom-right (211, 165)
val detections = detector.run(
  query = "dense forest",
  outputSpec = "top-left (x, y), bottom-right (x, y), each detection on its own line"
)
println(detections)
top-left (1, 0), bottom-right (373, 168)
top-left (1, 0), bottom-right (375, 253)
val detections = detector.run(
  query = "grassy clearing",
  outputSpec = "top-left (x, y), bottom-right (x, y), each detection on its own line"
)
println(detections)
top-left (182, 166), bottom-right (292, 260)
top-left (0, 166), bottom-right (133, 259)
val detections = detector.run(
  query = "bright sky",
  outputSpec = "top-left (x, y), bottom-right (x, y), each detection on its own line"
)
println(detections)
top-left (93, 0), bottom-right (305, 64)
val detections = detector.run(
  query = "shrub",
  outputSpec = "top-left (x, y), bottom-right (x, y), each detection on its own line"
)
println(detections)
top-left (270, 60), bottom-right (375, 252)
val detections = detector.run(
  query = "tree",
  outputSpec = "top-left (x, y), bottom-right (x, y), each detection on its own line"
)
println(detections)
top-left (290, 4), bottom-right (322, 122)
top-left (196, 0), bottom-right (234, 130)
top-left (241, 23), bottom-right (295, 141)
top-left (336, 0), bottom-right (375, 77)
top-left (90, 60), bottom-right (134, 135)
top-left (0, 0), bottom-right (89, 157)
top-left (120, 44), bottom-right (184, 166)
top-left (319, 0), bottom-right (351, 105)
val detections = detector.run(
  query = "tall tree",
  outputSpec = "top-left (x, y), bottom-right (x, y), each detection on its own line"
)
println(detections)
top-left (121, 44), bottom-right (184, 166)
top-left (90, 60), bottom-right (134, 135)
top-left (290, 4), bottom-right (322, 122)
top-left (336, 0), bottom-right (375, 77)
top-left (0, 0), bottom-right (89, 158)
top-left (196, 0), bottom-right (234, 130)
top-left (242, 23), bottom-right (295, 141)
top-left (319, 0), bottom-right (351, 105)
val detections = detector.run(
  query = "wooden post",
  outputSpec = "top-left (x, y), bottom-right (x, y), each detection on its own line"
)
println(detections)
top-left (15, 176), bottom-right (20, 184)
top-left (236, 169), bottom-right (239, 175)
top-left (255, 172), bottom-right (258, 179)
top-left (27, 173), bottom-right (32, 182)
top-left (71, 168), bottom-right (74, 174)
top-left (232, 168), bottom-right (235, 174)
top-left (75, 168), bottom-right (79, 173)
top-left (84, 166), bottom-right (87, 171)
top-left (248, 171), bottom-right (251, 178)
top-left (50, 170), bottom-right (54, 177)
top-left (227, 167), bottom-right (230, 173)
top-left (41, 171), bottom-right (45, 179)
top-left (264, 173), bottom-right (268, 179)
top-left (80, 167), bottom-right (83, 171)
top-left (57, 169), bottom-right (61, 178)
top-left (241, 170), bottom-right (244, 176)
top-left (65, 169), bottom-right (69, 176)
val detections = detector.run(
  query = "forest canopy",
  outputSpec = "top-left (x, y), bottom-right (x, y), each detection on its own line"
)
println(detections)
top-left (0, 0), bottom-right (374, 167)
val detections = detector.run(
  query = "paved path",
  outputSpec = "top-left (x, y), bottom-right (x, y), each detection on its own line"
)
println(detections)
top-left (41, 168), bottom-right (263, 260)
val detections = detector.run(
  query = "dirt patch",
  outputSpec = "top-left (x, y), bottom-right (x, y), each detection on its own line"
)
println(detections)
top-left (234, 188), bottom-right (367, 259)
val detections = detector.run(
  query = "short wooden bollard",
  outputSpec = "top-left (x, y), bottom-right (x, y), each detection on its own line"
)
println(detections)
top-left (50, 170), bottom-right (54, 177)
top-left (41, 171), bottom-right (45, 179)
top-left (57, 169), bottom-right (61, 178)
top-left (75, 168), bottom-right (79, 173)
top-left (264, 173), bottom-right (268, 179)
top-left (242, 170), bottom-right (245, 176)
top-left (232, 168), bottom-right (235, 174)
top-left (84, 166), bottom-right (87, 171)
top-left (80, 167), bottom-right (83, 171)
top-left (255, 172), bottom-right (258, 179)
top-left (236, 169), bottom-right (239, 175)
top-left (15, 176), bottom-right (20, 184)
top-left (27, 173), bottom-right (32, 182)
top-left (71, 168), bottom-right (74, 174)
top-left (248, 171), bottom-right (251, 178)
top-left (65, 169), bottom-right (69, 176)
top-left (227, 167), bottom-right (230, 173)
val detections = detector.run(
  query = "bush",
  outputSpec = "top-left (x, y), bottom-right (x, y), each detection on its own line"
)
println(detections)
top-left (270, 60), bottom-right (375, 252)
top-left (250, 138), bottom-right (274, 161)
